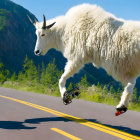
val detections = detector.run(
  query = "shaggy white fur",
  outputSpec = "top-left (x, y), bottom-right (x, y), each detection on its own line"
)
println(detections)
top-left (34, 4), bottom-right (140, 109)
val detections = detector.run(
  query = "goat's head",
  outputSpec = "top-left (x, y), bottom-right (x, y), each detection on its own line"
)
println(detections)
top-left (28, 15), bottom-right (56, 56)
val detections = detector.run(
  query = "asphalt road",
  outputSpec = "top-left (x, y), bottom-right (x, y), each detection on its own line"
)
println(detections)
top-left (0, 87), bottom-right (139, 140)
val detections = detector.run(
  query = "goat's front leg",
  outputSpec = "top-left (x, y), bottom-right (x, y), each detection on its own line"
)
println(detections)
top-left (59, 60), bottom-right (82, 98)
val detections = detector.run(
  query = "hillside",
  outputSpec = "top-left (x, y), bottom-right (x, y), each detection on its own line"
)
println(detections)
top-left (1, 0), bottom-right (140, 93)
top-left (0, 0), bottom-right (65, 72)
top-left (0, 0), bottom-right (35, 71)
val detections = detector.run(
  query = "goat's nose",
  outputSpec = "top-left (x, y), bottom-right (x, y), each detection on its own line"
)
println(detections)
top-left (35, 50), bottom-right (40, 55)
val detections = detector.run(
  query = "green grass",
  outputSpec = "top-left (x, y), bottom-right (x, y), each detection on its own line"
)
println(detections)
top-left (128, 103), bottom-right (140, 112)
top-left (2, 81), bottom-right (61, 97)
top-left (78, 90), bottom-right (119, 106)
top-left (1, 81), bottom-right (140, 112)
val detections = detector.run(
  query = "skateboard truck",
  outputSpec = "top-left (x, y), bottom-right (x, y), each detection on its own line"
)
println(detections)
top-left (63, 87), bottom-right (80, 105)
top-left (115, 105), bottom-right (127, 116)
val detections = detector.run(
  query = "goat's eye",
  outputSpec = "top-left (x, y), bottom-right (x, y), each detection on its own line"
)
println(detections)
top-left (41, 34), bottom-right (45, 37)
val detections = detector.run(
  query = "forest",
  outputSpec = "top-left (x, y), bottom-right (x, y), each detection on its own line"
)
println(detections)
top-left (1, 56), bottom-right (140, 112)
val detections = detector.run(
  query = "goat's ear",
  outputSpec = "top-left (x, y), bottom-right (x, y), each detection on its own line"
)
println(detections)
top-left (27, 15), bottom-right (38, 26)
top-left (46, 22), bottom-right (56, 29)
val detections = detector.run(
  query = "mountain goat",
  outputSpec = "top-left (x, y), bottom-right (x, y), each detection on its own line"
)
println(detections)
top-left (30, 4), bottom-right (140, 113)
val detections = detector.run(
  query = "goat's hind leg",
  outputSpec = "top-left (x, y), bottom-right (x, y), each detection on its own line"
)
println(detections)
top-left (59, 60), bottom-right (82, 105)
top-left (116, 79), bottom-right (136, 116)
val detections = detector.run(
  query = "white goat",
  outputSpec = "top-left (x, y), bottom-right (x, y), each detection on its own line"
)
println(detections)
top-left (31, 4), bottom-right (140, 111)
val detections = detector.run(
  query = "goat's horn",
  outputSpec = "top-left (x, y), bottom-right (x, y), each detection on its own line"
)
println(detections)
top-left (43, 14), bottom-right (46, 29)
top-left (46, 22), bottom-right (56, 29)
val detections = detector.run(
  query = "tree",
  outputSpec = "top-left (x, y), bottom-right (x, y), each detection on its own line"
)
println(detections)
top-left (22, 56), bottom-right (38, 85)
top-left (78, 75), bottom-right (89, 91)
top-left (80, 75), bottom-right (88, 87)
top-left (41, 59), bottom-right (62, 89)
top-left (10, 72), bottom-right (17, 81)
top-left (37, 64), bottom-right (41, 83)
top-left (131, 88), bottom-right (137, 103)
top-left (40, 62), bottom-right (46, 85)
top-left (67, 82), bottom-right (73, 90)
top-left (109, 85), bottom-right (115, 94)
top-left (0, 62), bottom-right (10, 83)
top-left (18, 72), bottom-right (24, 81)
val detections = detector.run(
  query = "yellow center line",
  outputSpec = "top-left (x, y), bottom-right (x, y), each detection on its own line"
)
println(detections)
top-left (0, 95), bottom-right (139, 140)
top-left (51, 128), bottom-right (82, 140)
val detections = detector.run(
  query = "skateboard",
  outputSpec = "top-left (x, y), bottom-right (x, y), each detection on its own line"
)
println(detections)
top-left (63, 87), bottom-right (80, 105)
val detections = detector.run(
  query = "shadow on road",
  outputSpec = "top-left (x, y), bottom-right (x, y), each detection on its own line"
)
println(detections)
top-left (0, 121), bottom-right (36, 130)
top-left (88, 119), bottom-right (140, 137)
top-left (24, 116), bottom-right (140, 136)
top-left (0, 116), bottom-right (139, 137)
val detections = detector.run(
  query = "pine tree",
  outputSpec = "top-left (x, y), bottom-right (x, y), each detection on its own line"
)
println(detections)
top-left (41, 59), bottom-right (62, 89)
top-left (109, 85), bottom-right (115, 94)
top-left (22, 56), bottom-right (38, 85)
top-left (10, 72), bottom-right (17, 81)
top-left (80, 75), bottom-right (88, 88)
top-left (37, 64), bottom-right (41, 83)
top-left (0, 62), bottom-right (10, 83)
top-left (40, 62), bottom-right (46, 85)
top-left (45, 59), bottom-right (58, 88)
top-left (18, 72), bottom-right (24, 81)
top-left (67, 82), bottom-right (73, 90)
top-left (131, 88), bottom-right (137, 103)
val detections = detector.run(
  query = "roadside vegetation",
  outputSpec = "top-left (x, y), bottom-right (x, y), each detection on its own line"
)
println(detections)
top-left (0, 56), bottom-right (140, 112)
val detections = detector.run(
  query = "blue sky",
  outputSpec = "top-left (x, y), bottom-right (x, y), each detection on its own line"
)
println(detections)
top-left (11, 0), bottom-right (140, 22)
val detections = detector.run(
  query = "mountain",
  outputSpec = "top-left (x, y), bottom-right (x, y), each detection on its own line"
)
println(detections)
top-left (0, 0), bottom-right (66, 72)
top-left (1, 0), bottom-right (140, 93)
top-left (0, 0), bottom-right (35, 71)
